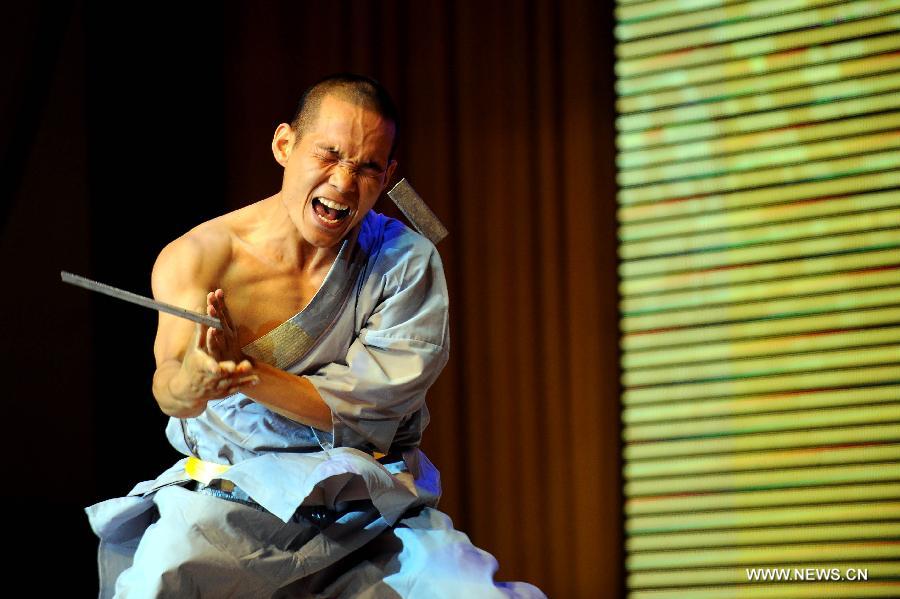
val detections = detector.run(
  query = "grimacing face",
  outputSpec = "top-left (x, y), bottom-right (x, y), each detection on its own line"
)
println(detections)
top-left (272, 94), bottom-right (397, 249)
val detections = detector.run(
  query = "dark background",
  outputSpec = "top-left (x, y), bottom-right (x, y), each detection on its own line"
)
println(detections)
top-left (2, 1), bottom-right (621, 596)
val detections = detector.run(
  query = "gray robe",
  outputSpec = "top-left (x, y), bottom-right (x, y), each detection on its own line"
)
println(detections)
top-left (86, 212), bottom-right (545, 598)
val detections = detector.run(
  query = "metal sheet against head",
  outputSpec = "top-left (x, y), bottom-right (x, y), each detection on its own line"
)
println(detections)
top-left (60, 271), bottom-right (222, 329)
top-left (387, 178), bottom-right (449, 245)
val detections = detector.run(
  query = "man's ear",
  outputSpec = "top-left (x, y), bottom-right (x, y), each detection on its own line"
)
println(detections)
top-left (271, 123), bottom-right (295, 167)
top-left (383, 160), bottom-right (398, 191)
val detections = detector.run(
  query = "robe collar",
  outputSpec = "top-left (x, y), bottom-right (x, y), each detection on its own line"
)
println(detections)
top-left (241, 225), bottom-right (366, 370)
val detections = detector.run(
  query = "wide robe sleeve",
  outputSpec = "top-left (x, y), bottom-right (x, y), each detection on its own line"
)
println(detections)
top-left (306, 233), bottom-right (450, 454)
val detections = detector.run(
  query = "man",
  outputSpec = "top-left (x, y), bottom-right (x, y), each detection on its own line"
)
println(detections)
top-left (86, 74), bottom-right (544, 598)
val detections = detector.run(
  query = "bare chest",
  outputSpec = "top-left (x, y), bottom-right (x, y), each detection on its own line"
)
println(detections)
top-left (219, 258), bottom-right (331, 346)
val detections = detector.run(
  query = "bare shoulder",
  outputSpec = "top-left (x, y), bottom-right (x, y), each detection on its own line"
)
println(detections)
top-left (152, 217), bottom-right (235, 301)
top-left (151, 198), bottom-right (274, 302)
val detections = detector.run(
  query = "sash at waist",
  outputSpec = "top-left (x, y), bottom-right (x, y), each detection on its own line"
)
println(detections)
top-left (95, 447), bottom-right (438, 527)
top-left (183, 450), bottom-right (410, 491)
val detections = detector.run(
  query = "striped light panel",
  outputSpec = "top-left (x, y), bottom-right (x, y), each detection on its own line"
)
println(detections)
top-left (615, 0), bottom-right (900, 597)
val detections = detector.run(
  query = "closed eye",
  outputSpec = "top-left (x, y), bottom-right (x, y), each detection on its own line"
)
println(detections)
top-left (314, 149), bottom-right (339, 163)
top-left (360, 164), bottom-right (385, 178)
top-left (315, 146), bottom-right (384, 179)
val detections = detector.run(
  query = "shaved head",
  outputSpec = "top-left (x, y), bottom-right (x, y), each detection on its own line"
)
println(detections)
top-left (291, 74), bottom-right (399, 159)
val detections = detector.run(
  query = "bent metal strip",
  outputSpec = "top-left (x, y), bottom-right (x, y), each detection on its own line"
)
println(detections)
top-left (60, 270), bottom-right (222, 330)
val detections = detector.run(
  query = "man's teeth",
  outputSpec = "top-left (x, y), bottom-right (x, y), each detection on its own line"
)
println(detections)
top-left (317, 198), bottom-right (349, 211)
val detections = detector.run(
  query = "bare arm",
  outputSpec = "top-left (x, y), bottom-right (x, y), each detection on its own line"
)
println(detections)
top-left (152, 226), bottom-right (331, 429)
top-left (206, 291), bottom-right (332, 431)
top-left (244, 362), bottom-right (332, 430)
top-left (151, 232), bottom-right (256, 418)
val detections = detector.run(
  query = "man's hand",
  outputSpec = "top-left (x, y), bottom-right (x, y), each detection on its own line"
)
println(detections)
top-left (206, 289), bottom-right (245, 363)
top-left (165, 306), bottom-right (258, 417)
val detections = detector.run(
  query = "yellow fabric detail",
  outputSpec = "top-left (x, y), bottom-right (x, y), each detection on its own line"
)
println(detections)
top-left (185, 456), bottom-right (232, 486)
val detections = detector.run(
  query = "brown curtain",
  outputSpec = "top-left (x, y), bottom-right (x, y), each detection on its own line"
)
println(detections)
top-left (221, 1), bottom-right (622, 596)
top-left (2, 1), bottom-right (620, 595)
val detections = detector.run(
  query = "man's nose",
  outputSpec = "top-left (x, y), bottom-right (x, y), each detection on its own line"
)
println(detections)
top-left (330, 163), bottom-right (357, 194)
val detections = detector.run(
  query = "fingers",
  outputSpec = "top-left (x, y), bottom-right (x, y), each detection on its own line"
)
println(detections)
top-left (235, 359), bottom-right (254, 373)
top-left (206, 290), bottom-right (236, 356)
top-left (224, 374), bottom-right (260, 396)
top-left (233, 374), bottom-right (260, 387)
top-left (197, 362), bottom-right (255, 396)
top-left (219, 291), bottom-right (237, 336)
top-left (212, 360), bottom-right (252, 382)
top-left (206, 297), bottom-right (223, 345)
top-left (205, 324), bottom-right (218, 355)
top-left (207, 326), bottom-right (232, 361)
top-left (212, 368), bottom-right (259, 397)
top-left (208, 289), bottom-right (236, 336)
top-left (218, 360), bottom-right (237, 373)
top-left (206, 291), bottom-right (217, 318)
top-left (205, 289), bottom-right (249, 367)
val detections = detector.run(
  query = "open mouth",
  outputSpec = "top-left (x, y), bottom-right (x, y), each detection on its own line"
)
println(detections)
top-left (312, 197), bottom-right (351, 226)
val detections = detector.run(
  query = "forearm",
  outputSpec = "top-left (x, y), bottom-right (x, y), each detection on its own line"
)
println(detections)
top-left (152, 359), bottom-right (205, 418)
top-left (242, 361), bottom-right (333, 431)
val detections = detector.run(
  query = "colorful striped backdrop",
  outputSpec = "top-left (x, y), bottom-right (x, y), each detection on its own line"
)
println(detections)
top-left (615, 0), bottom-right (900, 596)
